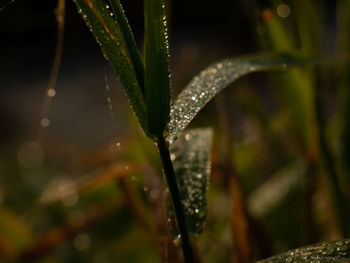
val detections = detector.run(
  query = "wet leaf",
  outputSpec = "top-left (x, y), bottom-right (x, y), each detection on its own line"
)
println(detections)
top-left (170, 128), bottom-right (213, 237)
top-left (73, 0), bottom-right (148, 134)
top-left (108, 0), bottom-right (145, 95)
top-left (0, 0), bottom-right (15, 12)
top-left (144, 0), bottom-right (171, 137)
top-left (166, 53), bottom-right (314, 144)
top-left (257, 239), bottom-right (350, 263)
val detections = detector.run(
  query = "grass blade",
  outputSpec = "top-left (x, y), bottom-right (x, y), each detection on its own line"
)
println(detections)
top-left (108, 0), bottom-right (145, 95)
top-left (144, 0), bottom-right (171, 137)
top-left (248, 160), bottom-right (304, 218)
top-left (73, 0), bottom-right (148, 133)
top-left (169, 128), bottom-right (213, 237)
top-left (257, 239), bottom-right (350, 263)
top-left (167, 53), bottom-right (314, 144)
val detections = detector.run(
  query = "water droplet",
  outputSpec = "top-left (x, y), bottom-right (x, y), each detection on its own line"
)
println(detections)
top-left (115, 142), bottom-right (121, 149)
top-left (105, 74), bottom-right (114, 117)
top-left (170, 153), bottom-right (176, 161)
top-left (322, 244), bottom-right (335, 256)
top-left (195, 173), bottom-right (203, 179)
top-left (286, 255), bottom-right (293, 263)
top-left (191, 96), bottom-right (196, 101)
top-left (173, 235), bottom-right (181, 247)
top-left (47, 88), bottom-right (56, 97)
top-left (40, 118), bottom-right (50, 127)
top-left (335, 241), bottom-right (349, 252)
top-left (277, 4), bottom-right (291, 18)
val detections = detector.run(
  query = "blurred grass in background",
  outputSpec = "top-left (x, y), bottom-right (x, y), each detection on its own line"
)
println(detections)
top-left (0, 0), bottom-right (349, 262)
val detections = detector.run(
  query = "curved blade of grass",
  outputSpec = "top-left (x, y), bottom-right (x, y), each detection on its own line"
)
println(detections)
top-left (73, 0), bottom-right (148, 134)
top-left (166, 53), bottom-right (314, 144)
top-left (144, 0), bottom-right (171, 137)
top-left (0, 0), bottom-right (14, 12)
top-left (257, 239), bottom-right (350, 263)
top-left (108, 0), bottom-right (145, 96)
top-left (248, 160), bottom-right (304, 218)
top-left (169, 127), bottom-right (213, 237)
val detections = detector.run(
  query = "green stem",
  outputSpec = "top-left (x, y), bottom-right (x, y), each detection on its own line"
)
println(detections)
top-left (157, 136), bottom-right (194, 263)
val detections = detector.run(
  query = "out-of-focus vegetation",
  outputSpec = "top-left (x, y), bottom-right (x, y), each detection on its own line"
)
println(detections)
top-left (0, 0), bottom-right (350, 262)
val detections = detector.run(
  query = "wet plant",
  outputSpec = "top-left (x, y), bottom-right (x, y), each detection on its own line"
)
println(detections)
top-left (67, 0), bottom-right (350, 262)
top-left (1, 0), bottom-right (350, 262)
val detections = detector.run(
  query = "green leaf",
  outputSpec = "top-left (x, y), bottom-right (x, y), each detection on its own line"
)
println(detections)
top-left (169, 128), bottom-right (213, 237)
top-left (144, 0), bottom-right (171, 138)
top-left (108, 0), bottom-right (145, 95)
top-left (0, 0), bottom-right (15, 11)
top-left (73, 0), bottom-right (148, 133)
top-left (257, 239), bottom-right (350, 263)
top-left (166, 53), bottom-right (314, 144)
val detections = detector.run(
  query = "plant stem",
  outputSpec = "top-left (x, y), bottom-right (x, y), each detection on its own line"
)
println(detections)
top-left (157, 136), bottom-right (194, 263)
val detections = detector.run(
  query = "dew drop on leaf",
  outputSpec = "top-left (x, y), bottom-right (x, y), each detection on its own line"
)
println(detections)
top-left (166, 54), bottom-right (311, 144)
top-left (169, 128), bottom-right (213, 238)
top-left (257, 239), bottom-right (350, 263)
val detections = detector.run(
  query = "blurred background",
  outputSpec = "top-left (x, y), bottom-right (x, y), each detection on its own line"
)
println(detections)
top-left (0, 0), bottom-right (349, 262)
